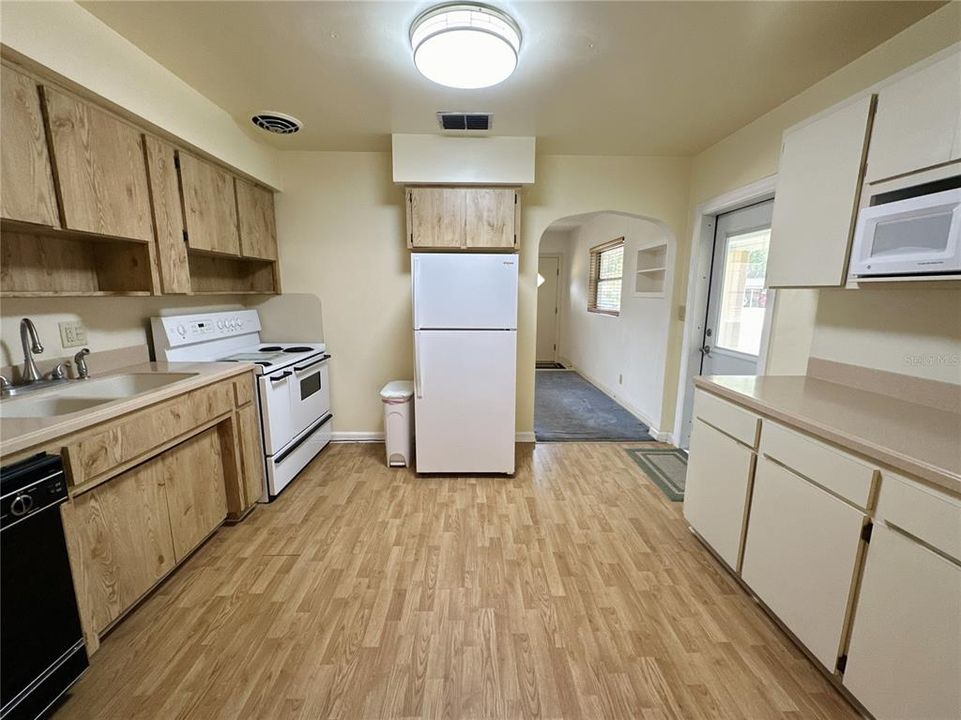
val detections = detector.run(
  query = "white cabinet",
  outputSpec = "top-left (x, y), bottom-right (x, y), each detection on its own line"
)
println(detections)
top-left (740, 456), bottom-right (866, 670)
top-left (865, 51), bottom-right (961, 184)
top-left (683, 417), bottom-right (755, 569)
top-left (767, 95), bottom-right (874, 288)
top-left (843, 524), bottom-right (961, 720)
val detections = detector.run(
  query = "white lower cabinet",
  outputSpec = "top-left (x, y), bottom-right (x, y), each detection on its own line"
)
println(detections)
top-left (844, 524), bottom-right (961, 720)
top-left (683, 418), bottom-right (755, 569)
top-left (740, 456), bottom-right (865, 670)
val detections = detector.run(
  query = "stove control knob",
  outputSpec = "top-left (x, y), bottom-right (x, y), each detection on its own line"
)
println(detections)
top-left (216, 320), bottom-right (225, 330)
top-left (235, 317), bottom-right (243, 328)
top-left (176, 324), bottom-right (187, 337)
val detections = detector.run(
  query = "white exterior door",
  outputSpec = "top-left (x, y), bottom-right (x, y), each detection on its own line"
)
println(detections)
top-left (414, 329), bottom-right (516, 474)
top-left (412, 253), bottom-right (518, 330)
top-left (701, 200), bottom-right (774, 376)
top-left (536, 255), bottom-right (560, 362)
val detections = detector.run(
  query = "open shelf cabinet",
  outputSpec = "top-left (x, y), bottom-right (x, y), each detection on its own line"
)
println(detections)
top-left (634, 242), bottom-right (668, 297)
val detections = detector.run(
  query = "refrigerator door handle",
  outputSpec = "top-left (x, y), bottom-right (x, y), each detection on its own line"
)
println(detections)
top-left (414, 333), bottom-right (423, 399)
top-left (411, 255), bottom-right (419, 330)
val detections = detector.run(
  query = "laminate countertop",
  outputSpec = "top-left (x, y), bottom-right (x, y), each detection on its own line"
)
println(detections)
top-left (695, 374), bottom-right (961, 497)
top-left (0, 361), bottom-right (255, 459)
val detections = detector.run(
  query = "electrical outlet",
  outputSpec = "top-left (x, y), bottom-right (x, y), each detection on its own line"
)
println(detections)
top-left (59, 321), bottom-right (87, 348)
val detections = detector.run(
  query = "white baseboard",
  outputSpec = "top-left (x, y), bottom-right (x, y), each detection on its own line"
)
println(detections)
top-left (331, 431), bottom-right (384, 443)
top-left (515, 431), bottom-right (536, 443)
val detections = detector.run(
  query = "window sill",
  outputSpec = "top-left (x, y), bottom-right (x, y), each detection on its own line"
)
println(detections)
top-left (588, 308), bottom-right (620, 317)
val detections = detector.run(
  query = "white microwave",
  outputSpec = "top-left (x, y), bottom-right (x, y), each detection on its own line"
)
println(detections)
top-left (849, 186), bottom-right (961, 278)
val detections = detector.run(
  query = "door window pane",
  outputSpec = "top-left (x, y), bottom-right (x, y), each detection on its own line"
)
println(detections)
top-left (716, 228), bottom-right (770, 355)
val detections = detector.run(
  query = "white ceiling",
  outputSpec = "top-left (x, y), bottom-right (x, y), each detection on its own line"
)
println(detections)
top-left (78, 1), bottom-right (942, 155)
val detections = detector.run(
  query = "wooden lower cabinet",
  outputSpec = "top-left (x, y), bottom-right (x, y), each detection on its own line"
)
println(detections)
top-left (63, 450), bottom-right (175, 635)
top-left (740, 456), bottom-right (866, 670)
top-left (843, 523), bottom-right (961, 720)
top-left (683, 418), bottom-right (755, 569)
top-left (62, 426), bottom-right (227, 646)
top-left (161, 428), bottom-right (227, 561)
top-left (236, 402), bottom-right (265, 506)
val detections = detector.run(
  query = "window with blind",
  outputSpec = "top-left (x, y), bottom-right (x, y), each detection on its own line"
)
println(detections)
top-left (588, 238), bottom-right (625, 315)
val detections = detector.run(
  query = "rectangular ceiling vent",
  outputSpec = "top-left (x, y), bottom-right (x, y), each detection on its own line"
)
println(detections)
top-left (437, 112), bottom-right (493, 131)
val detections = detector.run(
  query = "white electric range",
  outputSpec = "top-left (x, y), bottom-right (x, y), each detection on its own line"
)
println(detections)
top-left (151, 309), bottom-right (332, 499)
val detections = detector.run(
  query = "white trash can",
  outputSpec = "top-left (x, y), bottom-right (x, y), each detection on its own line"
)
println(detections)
top-left (380, 380), bottom-right (414, 467)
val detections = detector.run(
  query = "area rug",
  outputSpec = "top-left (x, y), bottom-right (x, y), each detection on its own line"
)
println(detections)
top-left (534, 370), bottom-right (653, 441)
top-left (626, 447), bottom-right (688, 501)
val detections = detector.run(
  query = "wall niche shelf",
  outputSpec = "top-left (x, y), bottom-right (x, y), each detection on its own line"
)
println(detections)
top-left (634, 243), bottom-right (668, 298)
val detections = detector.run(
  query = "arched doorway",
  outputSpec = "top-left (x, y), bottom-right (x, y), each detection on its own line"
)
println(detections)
top-left (533, 211), bottom-right (674, 442)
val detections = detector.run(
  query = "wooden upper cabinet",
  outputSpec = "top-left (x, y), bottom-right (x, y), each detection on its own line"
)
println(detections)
top-left (407, 186), bottom-right (518, 250)
top-left (766, 95), bottom-right (874, 288)
top-left (43, 86), bottom-right (154, 242)
top-left (1, 65), bottom-right (59, 227)
top-left (466, 188), bottom-right (517, 248)
top-left (177, 151), bottom-right (241, 256)
top-left (144, 136), bottom-right (190, 293)
top-left (865, 51), bottom-right (961, 184)
top-left (235, 177), bottom-right (278, 260)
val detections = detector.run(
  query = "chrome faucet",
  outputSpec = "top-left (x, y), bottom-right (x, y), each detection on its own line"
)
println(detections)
top-left (19, 318), bottom-right (44, 383)
top-left (74, 348), bottom-right (90, 379)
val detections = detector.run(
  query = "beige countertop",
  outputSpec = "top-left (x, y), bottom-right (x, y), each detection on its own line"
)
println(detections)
top-left (695, 374), bottom-right (961, 497)
top-left (1, 361), bottom-right (255, 458)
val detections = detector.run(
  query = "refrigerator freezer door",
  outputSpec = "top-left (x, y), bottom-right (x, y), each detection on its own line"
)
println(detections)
top-left (414, 330), bottom-right (516, 473)
top-left (413, 253), bottom-right (518, 330)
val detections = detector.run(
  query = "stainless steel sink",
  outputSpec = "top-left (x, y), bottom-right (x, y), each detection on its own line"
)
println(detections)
top-left (0, 373), bottom-right (196, 418)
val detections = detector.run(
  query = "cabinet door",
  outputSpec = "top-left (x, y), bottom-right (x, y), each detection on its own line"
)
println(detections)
top-left (408, 187), bottom-right (467, 248)
top-left (683, 418), bottom-right (755, 569)
top-left (843, 524), bottom-right (961, 720)
top-left (767, 95), bottom-right (874, 288)
top-left (466, 188), bottom-right (516, 249)
top-left (0, 65), bottom-right (59, 226)
top-left (237, 403), bottom-right (265, 506)
top-left (43, 86), bottom-right (154, 242)
top-left (63, 455), bottom-right (175, 633)
top-left (741, 456), bottom-right (865, 670)
top-left (865, 52), bottom-right (961, 183)
top-left (236, 178), bottom-right (278, 260)
top-left (144, 136), bottom-right (191, 293)
top-left (161, 429), bottom-right (227, 562)
top-left (178, 152), bottom-right (241, 256)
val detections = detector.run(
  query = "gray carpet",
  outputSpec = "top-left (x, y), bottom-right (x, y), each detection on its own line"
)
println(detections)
top-left (534, 370), bottom-right (654, 441)
top-left (626, 448), bottom-right (687, 501)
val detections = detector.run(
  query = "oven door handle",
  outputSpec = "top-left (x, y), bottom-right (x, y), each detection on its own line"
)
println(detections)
top-left (269, 371), bottom-right (292, 382)
top-left (293, 354), bottom-right (331, 373)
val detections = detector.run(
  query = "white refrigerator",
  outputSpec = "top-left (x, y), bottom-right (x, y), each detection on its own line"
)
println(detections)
top-left (412, 253), bottom-right (518, 474)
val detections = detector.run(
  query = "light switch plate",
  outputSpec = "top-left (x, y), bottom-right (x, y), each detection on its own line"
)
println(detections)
top-left (59, 321), bottom-right (87, 348)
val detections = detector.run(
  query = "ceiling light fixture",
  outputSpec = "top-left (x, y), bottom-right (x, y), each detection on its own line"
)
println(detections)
top-left (410, 3), bottom-right (521, 89)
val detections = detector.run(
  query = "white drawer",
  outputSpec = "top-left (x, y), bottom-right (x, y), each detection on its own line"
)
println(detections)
top-left (693, 389), bottom-right (760, 449)
top-left (876, 471), bottom-right (961, 563)
top-left (760, 421), bottom-right (876, 509)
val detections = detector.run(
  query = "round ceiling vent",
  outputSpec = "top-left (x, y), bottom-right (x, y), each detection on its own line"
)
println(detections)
top-left (250, 111), bottom-right (302, 135)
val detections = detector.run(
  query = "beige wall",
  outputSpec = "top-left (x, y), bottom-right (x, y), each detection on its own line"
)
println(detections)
top-left (545, 214), bottom-right (674, 433)
top-left (274, 153), bottom-right (692, 435)
top-left (274, 152), bottom-right (411, 436)
top-left (0, 0), bottom-right (280, 187)
top-left (664, 1), bottom-right (961, 429)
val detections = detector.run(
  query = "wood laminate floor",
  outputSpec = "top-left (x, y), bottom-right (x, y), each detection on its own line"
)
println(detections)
top-left (58, 442), bottom-right (858, 720)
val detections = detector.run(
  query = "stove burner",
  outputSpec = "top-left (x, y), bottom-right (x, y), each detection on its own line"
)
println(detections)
top-left (260, 346), bottom-right (283, 352)
top-left (283, 346), bottom-right (315, 353)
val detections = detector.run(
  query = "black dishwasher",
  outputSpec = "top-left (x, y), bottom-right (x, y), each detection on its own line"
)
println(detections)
top-left (1, 454), bottom-right (88, 720)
